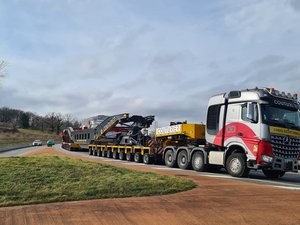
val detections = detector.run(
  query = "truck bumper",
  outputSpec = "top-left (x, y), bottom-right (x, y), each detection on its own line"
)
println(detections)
top-left (272, 157), bottom-right (298, 172)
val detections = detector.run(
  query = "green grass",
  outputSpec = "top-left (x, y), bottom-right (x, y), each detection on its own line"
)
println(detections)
top-left (0, 156), bottom-right (196, 207)
top-left (0, 128), bottom-right (61, 147)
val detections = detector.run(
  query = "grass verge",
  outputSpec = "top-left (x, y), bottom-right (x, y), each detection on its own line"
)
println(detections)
top-left (0, 128), bottom-right (60, 147)
top-left (0, 156), bottom-right (196, 207)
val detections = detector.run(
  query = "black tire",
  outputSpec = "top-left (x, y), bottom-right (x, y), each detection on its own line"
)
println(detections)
top-left (113, 151), bottom-right (119, 159)
top-left (93, 150), bottom-right (98, 156)
top-left (143, 153), bottom-right (153, 164)
top-left (102, 151), bottom-right (107, 157)
top-left (97, 150), bottom-right (101, 157)
top-left (262, 169), bottom-right (285, 179)
top-left (226, 153), bottom-right (249, 177)
top-left (89, 149), bottom-right (93, 155)
top-left (279, 171), bottom-right (285, 177)
top-left (164, 149), bottom-right (176, 167)
top-left (126, 152), bottom-right (133, 161)
top-left (119, 151), bottom-right (125, 160)
top-left (177, 151), bottom-right (190, 170)
top-left (107, 150), bottom-right (112, 158)
top-left (191, 151), bottom-right (205, 172)
top-left (134, 152), bottom-right (142, 163)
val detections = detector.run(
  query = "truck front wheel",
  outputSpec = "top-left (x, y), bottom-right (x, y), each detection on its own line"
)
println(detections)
top-left (191, 151), bottom-right (205, 172)
top-left (226, 153), bottom-right (249, 177)
top-left (262, 169), bottom-right (285, 179)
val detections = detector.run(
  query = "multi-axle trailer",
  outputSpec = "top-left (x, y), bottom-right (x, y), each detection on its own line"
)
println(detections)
top-left (62, 87), bottom-right (300, 178)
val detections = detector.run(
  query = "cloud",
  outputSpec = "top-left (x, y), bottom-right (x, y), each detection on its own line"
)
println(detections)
top-left (224, 0), bottom-right (300, 42)
top-left (1, 1), bottom-right (300, 128)
top-left (290, 0), bottom-right (300, 12)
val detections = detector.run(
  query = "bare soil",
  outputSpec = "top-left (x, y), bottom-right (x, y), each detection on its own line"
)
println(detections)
top-left (0, 147), bottom-right (299, 225)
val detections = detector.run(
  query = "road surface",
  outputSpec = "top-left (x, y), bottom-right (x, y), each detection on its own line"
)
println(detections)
top-left (2, 145), bottom-right (300, 190)
top-left (0, 146), bottom-right (299, 225)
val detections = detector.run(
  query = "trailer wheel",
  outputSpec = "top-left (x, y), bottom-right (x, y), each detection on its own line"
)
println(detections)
top-left (93, 150), bottom-right (98, 156)
top-left (191, 151), bottom-right (205, 172)
top-left (102, 151), bottom-right (107, 157)
top-left (226, 153), bottom-right (249, 177)
top-left (262, 169), bottom-right (285, 179)
top-left (113, 151), bottom-right (119, 159)
top-left (119, 151), bottom-right (125, 160)
top-left (97, 150), bottom-right (101, 157)
top-left (134, 152), bottom-right (142, 163)
top-left (126, 152), bottom-right (133, 161)
top-left (177, 151), bottom-right (189, 169)
top-left (107, 150), bottom-right (112, 158)
top-left (143, 153), bottom-right (152, 164)
top-left (164, 150), bottom-right (176, 167)
top-left (89, 149), bottom-right (93, 155)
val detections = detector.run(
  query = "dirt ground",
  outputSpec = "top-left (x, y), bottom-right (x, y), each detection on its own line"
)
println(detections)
top-left (0, 147), bottom-right (299, 225)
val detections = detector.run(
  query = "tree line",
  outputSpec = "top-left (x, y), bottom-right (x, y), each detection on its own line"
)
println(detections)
top-left (0, 107), bottom-right (80, 134)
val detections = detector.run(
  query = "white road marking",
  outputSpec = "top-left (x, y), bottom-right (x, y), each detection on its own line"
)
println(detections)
top-left (100, 159), bottom-right (118, 162)
top-left (272, 186), bottom-right (300, 190)
top-left (121, 162), bottom-right (148, 166)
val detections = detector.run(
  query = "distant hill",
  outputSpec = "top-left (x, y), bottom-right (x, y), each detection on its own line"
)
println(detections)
top-left (0, 127), bottom-right (61, 147)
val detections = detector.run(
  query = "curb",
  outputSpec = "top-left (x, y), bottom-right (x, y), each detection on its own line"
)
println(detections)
top-left (0, 145), bottom-right (31, 153)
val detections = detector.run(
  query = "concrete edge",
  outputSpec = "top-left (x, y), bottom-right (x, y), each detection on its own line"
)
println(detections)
top-left (0, 145), bottom-right (32, 153)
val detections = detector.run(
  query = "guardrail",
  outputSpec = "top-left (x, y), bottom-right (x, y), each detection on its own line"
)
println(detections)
top-left (0, 144), bottom-right (31, 153)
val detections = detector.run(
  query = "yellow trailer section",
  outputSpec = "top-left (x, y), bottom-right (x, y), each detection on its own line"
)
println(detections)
top-left (89, 144), bottom-right (152, 156)
top-left (155, 124), bottom-right (205, 140)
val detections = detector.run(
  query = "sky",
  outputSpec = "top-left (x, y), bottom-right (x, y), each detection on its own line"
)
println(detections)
top-left (1, 0), bottom-right (300, 126)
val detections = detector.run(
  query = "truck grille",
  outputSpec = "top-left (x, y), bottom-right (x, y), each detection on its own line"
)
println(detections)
top-left (270, 134), bottom-right (300, 159)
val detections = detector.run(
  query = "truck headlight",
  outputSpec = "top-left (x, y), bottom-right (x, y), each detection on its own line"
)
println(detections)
top-left (261, 154), bottom-right (273, 163)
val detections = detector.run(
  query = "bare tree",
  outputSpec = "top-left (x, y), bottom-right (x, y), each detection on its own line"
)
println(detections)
top-left (45, 112), bottom-right (65, 134)
top-left (45, 112), bottom-right (56, 133)
top-left (55, 113), bottom-right (64, 135)
top-left (63, 114), bottom-right (80, 128)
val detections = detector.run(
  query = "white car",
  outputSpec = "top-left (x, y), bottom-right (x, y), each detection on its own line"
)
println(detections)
top-left (32, 140), bottom-right (42, 146)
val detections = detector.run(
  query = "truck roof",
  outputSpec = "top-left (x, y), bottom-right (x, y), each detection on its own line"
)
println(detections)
top-left (208, 87), bottom-right (299, 109)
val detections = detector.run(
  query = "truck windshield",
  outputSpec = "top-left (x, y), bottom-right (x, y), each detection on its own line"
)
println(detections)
top-left (261, 104), bottom-right (300, 130)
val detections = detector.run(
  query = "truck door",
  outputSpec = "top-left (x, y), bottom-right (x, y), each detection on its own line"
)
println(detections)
top-left (222, 102), bottom-right (260, 160)
top-left (238, 102), bottom-right (260, 160)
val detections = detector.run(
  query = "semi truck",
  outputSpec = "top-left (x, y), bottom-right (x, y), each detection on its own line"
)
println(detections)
top-left (62, 87), bottom-right (300, 179)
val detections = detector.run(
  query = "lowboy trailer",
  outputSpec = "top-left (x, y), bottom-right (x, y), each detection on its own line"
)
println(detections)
top-left (64, 87), bottom-right (300, 178)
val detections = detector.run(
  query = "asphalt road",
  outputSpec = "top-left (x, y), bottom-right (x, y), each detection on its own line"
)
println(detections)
top-left (1, 144), bottom-right (299, 190)
top-left (0, 145), bottom-right (40, 157)
top-left (3, 146), bottom-right (300, 225)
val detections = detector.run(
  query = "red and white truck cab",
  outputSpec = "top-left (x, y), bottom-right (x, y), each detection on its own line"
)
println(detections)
top-left (206, 87), bottom-right (300, 178)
